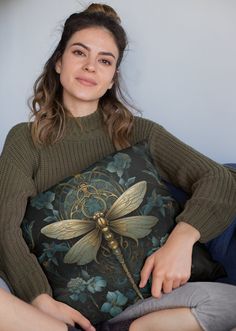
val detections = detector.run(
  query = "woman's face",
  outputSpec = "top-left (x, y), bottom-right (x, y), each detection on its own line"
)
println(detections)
top-left (55, 27), bottom-right (119, 115)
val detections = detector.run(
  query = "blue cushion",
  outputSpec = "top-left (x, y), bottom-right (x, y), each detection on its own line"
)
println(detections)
top-left (206, 163), bottom-right (236, 285)
top-left (165, 163), bottom-right (236, 285)
top-left (206, 216), bottom-right (236, 285)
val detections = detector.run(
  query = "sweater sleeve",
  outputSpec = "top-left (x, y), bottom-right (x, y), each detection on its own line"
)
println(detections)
top-left (132, 117), bottom-right (236, 242)
top-left (146, 122), bottom-right (236, 242)
top-left (0, 124), bottom-right (52, 302)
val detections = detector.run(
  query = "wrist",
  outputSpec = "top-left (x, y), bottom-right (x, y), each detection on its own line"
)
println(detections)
top-left (31, 293), bottom-right (51, 306)
top-left (169, 221), bottom-right (200, 245)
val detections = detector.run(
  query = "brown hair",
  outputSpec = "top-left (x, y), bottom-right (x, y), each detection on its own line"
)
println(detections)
top-left (30, 3), bottom-right (136, 150)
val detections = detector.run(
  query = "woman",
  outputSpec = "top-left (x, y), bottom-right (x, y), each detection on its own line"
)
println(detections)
top-left (0, 3), bottom-right (236, 331)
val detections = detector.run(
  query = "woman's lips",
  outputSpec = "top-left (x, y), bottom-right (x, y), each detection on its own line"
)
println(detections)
top-left (76, 77), bottom-right (97, 86)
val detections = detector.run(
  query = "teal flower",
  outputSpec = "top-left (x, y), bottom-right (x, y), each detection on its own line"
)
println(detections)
top-left (44, 209), bottom-right (60, 223)
top-left (86, 276), bottom-right (107, 294)
top-left (151, 235), bottom-right (159, 247)
top-left (142, 189), bottom-right (173, 216)
top-left (147, 234), bottom-right (169, 256)
top-left (119, 176), bottom-right (136, 189)
top-left (67, 277), bottom-right (87, 301)
top-left (38, 242), bottom-right (68, 266)
top-left (101, 290), bottom-right (128, 317)
top-left (31, 191), bottom-right (55, 210)
top-left (143, 161), bottom-right (163, 185)
top-left (67, 272), bottom-right (107, 302)
top-left (160, 233), bottom-right (169, 246)
top-left (107, 153), bottom-right (131, 178)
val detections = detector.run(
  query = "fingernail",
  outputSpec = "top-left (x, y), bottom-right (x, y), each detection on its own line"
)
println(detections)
top-left (89, 326), bottom-right (96, 331)
top-left (152, 291), bottom-right (162, 299)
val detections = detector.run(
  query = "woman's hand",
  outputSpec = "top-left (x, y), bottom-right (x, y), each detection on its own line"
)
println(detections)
top-left (32, 293), bottom-right (95, 331)
top-left (139, 222), bottom-right (200, 298)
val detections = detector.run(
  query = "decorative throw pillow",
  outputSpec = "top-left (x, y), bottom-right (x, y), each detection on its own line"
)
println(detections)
top-left (22, 142), bottom-right (225, 324)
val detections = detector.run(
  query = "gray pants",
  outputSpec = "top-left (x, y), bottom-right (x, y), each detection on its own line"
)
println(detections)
top-left (1, 279), bottom-right (235, 330)
top-left (109, 282), bottom-right (236, 331)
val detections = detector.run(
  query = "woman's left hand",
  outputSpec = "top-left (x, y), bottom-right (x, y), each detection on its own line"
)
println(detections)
top-left (139, 221), bottom-right (200, 298)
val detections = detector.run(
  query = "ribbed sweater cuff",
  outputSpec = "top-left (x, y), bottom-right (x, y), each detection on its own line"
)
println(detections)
top-left (176, 200), bottom-right (236, 243)
top-left (17, 273), bottom-right (52, 303)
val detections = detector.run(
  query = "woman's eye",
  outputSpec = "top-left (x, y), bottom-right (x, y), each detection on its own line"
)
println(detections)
top-left (73, 50), bottom-right (85, 56)
top-left (100, 59), bottom-right (112, 66)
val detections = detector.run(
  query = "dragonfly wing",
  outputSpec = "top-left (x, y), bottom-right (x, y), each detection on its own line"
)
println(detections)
top-left (64, 228), bottom-right (102, 265)
top-left (41, 219), bottom-right (95, 240)
top-left (106, 181), bottom-right (147, 220)
top-left (110, 216), bottom-right (158, 242)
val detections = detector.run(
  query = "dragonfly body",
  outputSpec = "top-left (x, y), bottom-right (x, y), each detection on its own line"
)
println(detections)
top-left (94, 212), bottom-right (118, 250)
top-left (94, 212), bottom-right (144, 299)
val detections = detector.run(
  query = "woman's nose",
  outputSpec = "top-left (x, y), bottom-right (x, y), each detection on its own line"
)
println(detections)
top-left (83, 58), bottom-right (96, 72)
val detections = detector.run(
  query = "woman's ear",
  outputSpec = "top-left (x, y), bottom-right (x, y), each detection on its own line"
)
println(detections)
top-left (108, 81), bottom-right (114, 90)
top-left (55, 59), bottom-right (62, 74)
top-left (108, 69), bottom-right (119, 89)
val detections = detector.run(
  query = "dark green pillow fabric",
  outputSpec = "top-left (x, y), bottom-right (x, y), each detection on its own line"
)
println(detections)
top-left (21, 142), bottom-right (225, 324)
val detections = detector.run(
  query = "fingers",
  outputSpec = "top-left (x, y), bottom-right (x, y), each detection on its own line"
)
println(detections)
top-left (151, 272), bottom-right (190, 298)
top-left (66, 305), bottom-right (95, 331)
top-left (140, 246), bottom-right (192, 299)
top-left (162, 272), bottom-right (185, 293)
top-left (139, 255), bottom-right (154, 288)
top-left (162, 275), bottom-right (182, 294)
top-left (162, 279), bottom-right (174, 294)
top-left (172, 279), bottom-right (182, 289)
top-left (151, 274), bottom-right (163, 298)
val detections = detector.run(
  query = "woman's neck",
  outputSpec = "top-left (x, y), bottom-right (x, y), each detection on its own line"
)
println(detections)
top-left (63, 94), bottom-right (99, 117)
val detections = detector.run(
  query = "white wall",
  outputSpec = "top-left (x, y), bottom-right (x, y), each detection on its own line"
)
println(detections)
top-left (0, 0), bottom-right (235, 163)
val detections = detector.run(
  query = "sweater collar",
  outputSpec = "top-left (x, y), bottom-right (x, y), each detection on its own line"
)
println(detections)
top-left (66, 107), bottom-right (104, 136)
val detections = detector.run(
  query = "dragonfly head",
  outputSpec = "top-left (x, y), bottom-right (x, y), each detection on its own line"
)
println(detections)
top-left (93, 212), bottom-right (109, 229)
top-left (93, 212), bottom-right (104, 220)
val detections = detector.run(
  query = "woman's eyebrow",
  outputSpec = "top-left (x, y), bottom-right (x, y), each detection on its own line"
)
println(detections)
top-left (71, 42), bottom-right (116, 59)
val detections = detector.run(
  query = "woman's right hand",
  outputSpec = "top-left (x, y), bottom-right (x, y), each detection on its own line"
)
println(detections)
top-left (32, 293), bottom-right (95, 331)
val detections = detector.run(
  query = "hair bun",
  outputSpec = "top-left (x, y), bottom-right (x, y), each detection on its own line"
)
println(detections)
top-left (84, 3), bottom-right (121, 24)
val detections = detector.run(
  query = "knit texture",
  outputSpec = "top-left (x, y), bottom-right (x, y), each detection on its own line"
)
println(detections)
top-left (0, 108), bottom-right (236, 303)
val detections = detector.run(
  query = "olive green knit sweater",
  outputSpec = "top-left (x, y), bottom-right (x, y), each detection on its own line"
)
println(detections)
top-left (0, 109), bottom-right (236, 302)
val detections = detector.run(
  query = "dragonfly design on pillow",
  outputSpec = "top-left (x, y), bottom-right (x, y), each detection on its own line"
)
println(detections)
top-left (41, 181), bottom-right (158, 299)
